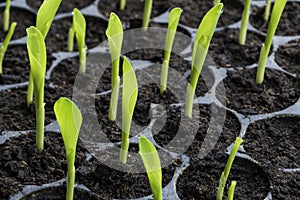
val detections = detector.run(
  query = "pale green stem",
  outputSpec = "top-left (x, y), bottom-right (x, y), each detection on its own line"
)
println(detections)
top-left (119, 0), bottom-right (126, 10)
top-left (67, 26), bottom-right (75, 52)
top-left (66, 163), bottom-right (75, 200)
top-left (214, 0), bottom-right (220, 6)
top-left (35, 86), bottom-right (45, 152)
top-left (3, 0), bottom-right (10, 31)
top-left (256, 44), bottom-right (267, 84)
top-left (185, 84), bottom-right (194, 118)
top-left (142, 0), bottom-right (152, 30)
top-left (264, 0), bottom-right (272, 21)
top-left (227, 181), bottom-right (237, 200)
top-left (0, 48), bottom-right (4, 74)
top-left (160, 60), bottom-right (169, 95)
top-left (109, 58), bottom-right (120, 121)
top-left (27, 74), bottom-right (34, 107)
top-left (120, 132), bottom-right (129, 163)
top-left (79, 47), bottom-right (86, 74)
top-left (239, 0), bottom-right (252, 45)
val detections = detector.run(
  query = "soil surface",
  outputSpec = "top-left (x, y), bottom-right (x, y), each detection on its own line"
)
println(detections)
top-left (0, 7), bottom-right (35, 41)
top-left (216, 68), bottom-right (300, 115)
top-left (171, 0), bottom-right (243, 28)
top-left (250, 2), bottom-right (300, 36)
top-left (26, 0), bottom-right (94, 14)
top-left (275, 39), bottom-right (300, 76)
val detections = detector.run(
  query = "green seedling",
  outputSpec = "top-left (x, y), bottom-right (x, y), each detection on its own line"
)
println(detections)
top-left (256, 0), bottom-right (286, 84)
top-left (3, 0), bottom-right (10, 31)
top-left (54, 97), bottom-right (82, 200)
top-left (239, 0), bottom-right (252, 45)
top-left (139, 136), bottom-right (162, 200)
top-left (216, 137), bottom-right (243, 200)
top-left (120, 56), bottom-right (138, 164)
top-left (72, 8), bottom-right (87, 74)
top-left (160, 7), bottom-right (182, 95)
top-left (106, 12), bottom-right (123, 121)
top-left (26, 26), bottom-right (46, 152)
top-left (67, 23), bottom-right (75, 52)
top-left (120, 0), bottom-right (126, 10)
top-left (264, 0), bottom-right (272, 21)
top-left (185, 3), bottom-right (223, 118)
top-left (214, 0), bottom-right (220, 6)
top-left (227, 181), bottom-right (237, 200)
top-left (27, 0), bottom-right (62, 107)
top-left (142, 0), bottom-right (152, 30)
top-left (0, 22), bottom-right (16, 74)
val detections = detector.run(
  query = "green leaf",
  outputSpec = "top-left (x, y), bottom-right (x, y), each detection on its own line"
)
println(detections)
top-left (36, 0), bottom-right (62, 39)
top-left (54, 97), bottom-right (82, 162)
top-left (139, 136), bottom-right (162, 200)
top-left (26, 26), bottom-right (46, 93)
top-left (73, 8), bottom-right (86, 51)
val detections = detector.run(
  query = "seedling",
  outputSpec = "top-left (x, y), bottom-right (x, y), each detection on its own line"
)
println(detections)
top-left (139, 136), bottom-right (162, 200)
top-left (227, 181), bottom-right (237, 200)
top-left (120, 0), bottom-right (126, 10)
top-left (142, 0), bottom-right (152, 30)
top-left (67, 23), bottom-right (74, 52)
top-left (72, 8), bottom-right (87, 74)
top-left (239, 0), bottom-right (252, 45)
top-left (106, 12), bottom-right (123, 121)
top-left (54, 97), bottom-right (82, 200)
top-left (264, 0), bottom-right (272, 21)
top-left (160, 7), bottom-right (182, 95)
top-left (27, 0), bottom-right (62, 106)
top-left (0, 22), bottom-right (17, 74)
top-left (3, 0), bottom-right (10, 31)
top-left (120, 56), bottom-right (138, 164)
top-left (256, 0), bottom-right (286, 84)
top-left (26, 26), bottom-right (46, 152)
top-left (216, 137), bottom-right (243, 200)
top-left (185, 3), bottom-right (223, 118)
top-left (214, 0), bottom-right (220, 6)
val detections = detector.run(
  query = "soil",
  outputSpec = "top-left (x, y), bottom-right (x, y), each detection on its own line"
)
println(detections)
top-left (275, 39), bottom-right (300, 76)
top-left (250, 2), bottom-right (300, 36)
top-left (171, 0), bottom-right (243, 29)
top-left (216, 68), bottom-right (300, 115)
top-left (26, 0), bottom-right (94, 14)
top-left (0, 7), bottom-right (35, 41)
top-left (208, 28), bottom-right (267, 68)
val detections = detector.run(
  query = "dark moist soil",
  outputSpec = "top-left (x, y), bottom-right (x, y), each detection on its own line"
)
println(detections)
top-left (26, 0), bottom-right (94, 14)
top-left (0, 7), bottom-right (35, 41)
top-left (176, 154), bottom-right (270, 200)
top-left (98, 0), bottom-right (171, 29)
top-left (250, 2), bottom-right (300, 36)
top-left (216, 68), bottom-right (300, 115)
top-left (171, 0), bottom-right (243, 29)
top-left (0, 44), bottom-right (54, 85)
top-left (275, 39), bottom-right (300, 76)
top-left (208, 29), bottom-right (267, 68)
top-left (46, 15), bottom-right (107, 53)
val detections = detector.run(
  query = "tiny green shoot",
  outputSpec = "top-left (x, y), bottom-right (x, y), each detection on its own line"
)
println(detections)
top-left (214, 0), bottom-right (220, 6)
top-left (264, 0), bottom-right (272, 21)
top-left (216, 137), bottom-right (243, 200)
top-left (120, 56), bottom-right (138, 164)
top-left (26, 26), bottom-right (47, 152)
top-left (239, 0), bottom-right (252, 45)
top-left (72, 8), bottom-right (87, 74)
top-left (27, 0), bottom-right (62, 107)
top-left (256, 0), bottom-right (286, 84)
top-left (54, 97), bottom-right (82, 200)
top-left (139, 136), bottom-right (162, 200)
top-left (120, 0), bottom-right (126, 10)
top-left (227, 181), bottom-right (237, 200)
top-left (3, 0), bottom-right (10, 31)
top-left (67, 23), bottom-right (75, 52)
top-left (142, 0), bottom-right (153, 30)
top-left (160, 7), bottom-right (182, 95)
top-left (0, 22), bottom-right (17, 74)
top-left (106, 12), bottom-right (123, 121)
top-left (185, 3), bottom-right (223, 118)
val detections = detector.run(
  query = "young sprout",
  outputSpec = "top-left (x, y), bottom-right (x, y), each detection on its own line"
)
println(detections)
top-left (120, 56), bottom-right (138, 164)
top-left (160, 7), bottom-right (182, 95)
top-left (239, 0), bottom-right (252, 45)
top-left (26, 26), bottom-right (46, 152)
top-left (72, 8), bottom-right (87, 74)
top-left (214, 0), bottom-right (220, 6)
top-left (264, 0), bottom-right (272, 21)
top-left (0, 22), bottom-right (17, 74)
top-left (27, 0), bottom-right (62, 107)
top-left (142, 0), bottom-right (152, 30)
top-left (227, 181), bottom-right (237, 200)
top-left (139, 136), bottom-right (162, 200)
top-left (3, 0), bottom-right (10, 31)
top-left (120, 0), bottom-right (126, 10)
top-left (216, 137), bottom-right (243, 200)
top-left (256, 0), bottom-right (286, 84)
top-left (54, 97), bottom-right (82, 200)
top-left (185, 3), bottom-right (223, 118)
top-left (67, 23), bottom-right (75, 52)
top-left (106, 13), bottom-right (123, 121)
